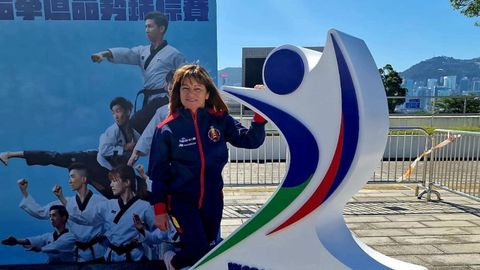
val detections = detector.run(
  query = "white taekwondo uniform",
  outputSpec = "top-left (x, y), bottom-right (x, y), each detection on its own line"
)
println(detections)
top-left (109, 43), bottom-right (185, 99)
top-left (97, 123), bottom-right (141, 170)
top-left (24, 229), bottom-right (76, 263)
top-left (133, 104), bottom-right (169, 156)
top-left (137, 216), bottom-right (179, 260)
top-left (69, 196), bottom-right (155, 262)
top-left (19, 191), bottom-right (108, 262)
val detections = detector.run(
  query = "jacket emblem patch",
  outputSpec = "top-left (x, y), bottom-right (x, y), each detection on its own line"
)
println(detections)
top-left (208, 126), bottom-right (221, 142)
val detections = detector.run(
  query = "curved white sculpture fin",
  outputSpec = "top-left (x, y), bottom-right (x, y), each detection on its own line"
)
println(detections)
top-left (192, 29), bottom-right (427, 270)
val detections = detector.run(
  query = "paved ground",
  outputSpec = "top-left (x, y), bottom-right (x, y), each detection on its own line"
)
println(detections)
top-left (222, 183), bottom-right (480, 270)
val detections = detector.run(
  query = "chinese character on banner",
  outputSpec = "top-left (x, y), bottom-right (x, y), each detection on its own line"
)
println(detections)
top-left (183, 0), bottom-right (208, 21)
top-left (156, 0), bottom-right (181, 21)
top-left (127, 0), bottom-right (138, 20)
top-left (0, 0), bottom-right (14, 20)
top-left (100, 0), bottom-right (126, 21)
top-left (15, 0), bottom-right (42, 20)
top-left (72, 0), bottom-right (99, 20)
top-left (44, 0), bottom-right (70, 20)
top-left (128, 0), bottom-right (153, 21)
top-left (137, 0), bottom-right (152, 19)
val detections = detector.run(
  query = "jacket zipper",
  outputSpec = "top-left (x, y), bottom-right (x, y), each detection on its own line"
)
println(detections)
top-left (192, 111), bottom-right (206, 209)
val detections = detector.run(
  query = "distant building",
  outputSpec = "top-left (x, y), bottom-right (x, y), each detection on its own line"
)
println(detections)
top-left (435, 86), bottom-right (452, 97)
top-left (414, 80), bottom-right (425, 87)
top-left (459, 77), bottom-right (470, 92)
top-left (403, 79), bottom-right (414, 95)
top-left (427, 78), bottom-right (438, 90)
top-left (416, 86), bottom-right (430, 110)
top-left (443, 76), bottom-right (457, 92)
top-left (473, 78), bottom-right (480, 92)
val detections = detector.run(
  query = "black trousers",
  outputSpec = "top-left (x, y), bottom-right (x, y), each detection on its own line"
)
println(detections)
top-left (24, 150), bottom-right (114, 199)
top-left (131, 96), bottom-right (169, 134)
top-left (169, 196), bottom-right (224, 269)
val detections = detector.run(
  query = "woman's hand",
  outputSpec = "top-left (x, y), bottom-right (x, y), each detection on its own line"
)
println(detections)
top-left (154, 213), bottom-right (169, 231)
top-left (253, 84), bottom-right (267, 123)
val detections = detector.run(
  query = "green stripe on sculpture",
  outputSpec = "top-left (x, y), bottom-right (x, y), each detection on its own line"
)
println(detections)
top-left (194, 178), bottom-right (311, 268)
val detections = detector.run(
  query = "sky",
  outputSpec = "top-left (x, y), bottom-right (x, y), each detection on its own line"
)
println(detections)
top-left (216, 0), bottom-right (480, 72)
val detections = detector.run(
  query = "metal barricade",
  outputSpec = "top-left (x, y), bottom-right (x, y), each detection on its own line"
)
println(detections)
top-left (428, 129), bottom-right (480, 201)
top-left (371, 127), bottom-right (430, 183)
top-left (223, 128), bottom-right (287, 186)
top-left (222, 123), bottom-right (433, 187)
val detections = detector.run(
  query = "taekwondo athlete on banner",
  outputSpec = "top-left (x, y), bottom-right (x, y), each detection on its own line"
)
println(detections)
top-left (17, 163), bottom-right (107, 263)
top-left (2, 205), bottom-right (76, 264)
top-left (68, 165), bottom-right (154, 262)
top-left (91, 12), bottom-right (186, 133)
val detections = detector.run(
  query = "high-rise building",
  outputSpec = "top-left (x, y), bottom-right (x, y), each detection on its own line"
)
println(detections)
top-left (427, 78), bottom-right (438, 90)
top-left (416, 86), bottom-right (429, 110)
top-left (473, 78), bottom-right (480, 92)
top-left (459, 77), bottom-right (470, 92)
top-left (403, 79), bottom-right (414, 95)
top-left (414, 80), bottom-right (425, 87)
top-left (443, 76), bottom-right (457, 92)
top-left (435, 86), bottom-right (452, 97)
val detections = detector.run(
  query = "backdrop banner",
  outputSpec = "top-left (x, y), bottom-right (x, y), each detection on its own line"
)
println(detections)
top-left (0, 0), bottom-right (217, 264)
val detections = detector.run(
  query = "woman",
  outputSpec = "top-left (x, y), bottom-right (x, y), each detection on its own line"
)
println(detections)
top-left (148, 64), bottom-right (266, 270)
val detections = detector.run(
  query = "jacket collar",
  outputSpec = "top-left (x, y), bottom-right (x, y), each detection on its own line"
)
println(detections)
top-left (179, 107), bottom-right (208, 119)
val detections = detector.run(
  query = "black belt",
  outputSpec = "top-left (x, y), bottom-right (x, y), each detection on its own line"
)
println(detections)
top-left (75, 235), bottom-right (106, 262)
top-left (107, 241), bottom-right (141, 262)
top-left (135, 88), bottom-right (166, 112)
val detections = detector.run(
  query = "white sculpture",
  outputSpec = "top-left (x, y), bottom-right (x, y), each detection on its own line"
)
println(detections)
top-left (193, 29), bottom-right (427, 270)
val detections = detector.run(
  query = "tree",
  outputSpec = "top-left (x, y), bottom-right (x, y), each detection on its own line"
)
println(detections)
top-left (450, 0), bottom-right (480, 26)
top-left (379, 64), bottom-right (407, 113)
top-left (433, 95), bottom-right (480, 113)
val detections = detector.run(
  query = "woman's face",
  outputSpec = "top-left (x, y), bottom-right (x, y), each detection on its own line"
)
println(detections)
top-left (180, 77), bottom-right (209, 113)
top-left (109, 174), bottom-right (129, 196)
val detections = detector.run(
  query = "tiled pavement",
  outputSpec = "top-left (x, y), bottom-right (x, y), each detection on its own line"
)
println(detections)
top-left (222, 183), bottom-right (480, 270)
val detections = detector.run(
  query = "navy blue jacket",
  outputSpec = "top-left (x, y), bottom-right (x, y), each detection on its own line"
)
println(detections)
top-left (148, 107), bottom-right (266, 212)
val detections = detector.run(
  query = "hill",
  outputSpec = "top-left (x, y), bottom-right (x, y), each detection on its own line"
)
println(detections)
top-left (401, 56), bottom-right (480, 82)
top-left (219, 57), bottom-right (480, 87)
top-left (218, 67), bottom-right (242, 87)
